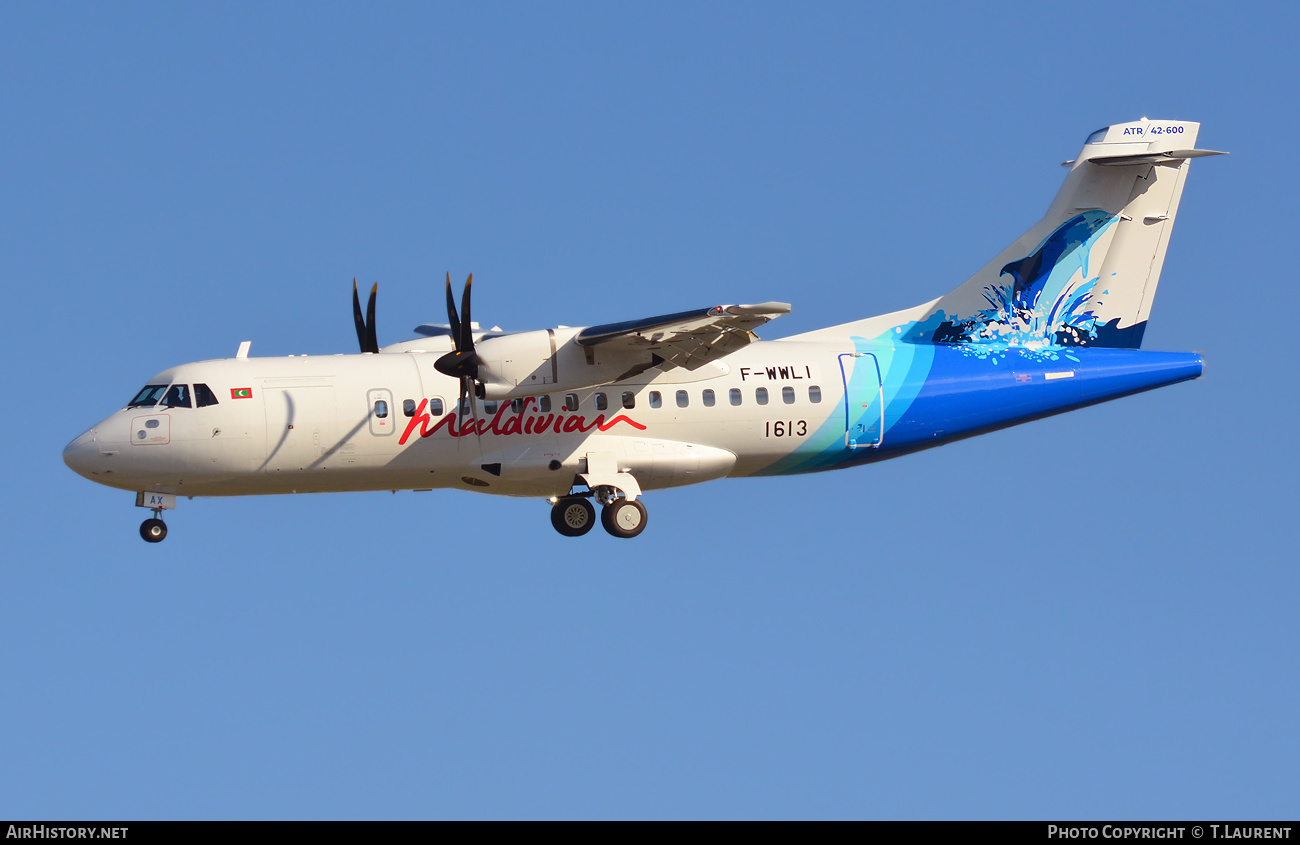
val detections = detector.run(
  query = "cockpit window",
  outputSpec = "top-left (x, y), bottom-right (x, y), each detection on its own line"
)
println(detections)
top-left (194, 383), bottom-right (219, 407)
top-left (128, 385), bottom-right (167, 408)
top-left (160, 384), bottom-right (192, 409)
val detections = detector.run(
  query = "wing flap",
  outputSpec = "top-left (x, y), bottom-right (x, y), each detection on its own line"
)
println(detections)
top-left (575, 302), bottom-right (791, 372)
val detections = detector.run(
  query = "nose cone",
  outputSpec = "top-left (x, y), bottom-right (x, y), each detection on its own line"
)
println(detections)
top-left (63, 430), bottom-right (99, 479)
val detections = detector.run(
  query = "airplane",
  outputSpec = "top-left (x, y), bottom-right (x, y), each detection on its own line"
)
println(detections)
top-left (63, 118), bottom-right (1223, 542)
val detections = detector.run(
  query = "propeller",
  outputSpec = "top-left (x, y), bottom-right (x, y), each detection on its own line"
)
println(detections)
top-left (433, 272), bottom-right (483, 433)
top-left (352, 279), bottom-right (379, 354)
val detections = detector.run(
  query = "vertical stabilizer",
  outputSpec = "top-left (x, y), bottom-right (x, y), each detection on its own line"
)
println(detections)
top-left (788, 119), bottom-right (1224, 348)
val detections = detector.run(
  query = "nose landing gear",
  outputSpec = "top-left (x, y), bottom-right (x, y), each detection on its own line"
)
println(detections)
top-left (139, 515), bottom-right (168, 543)
top-left (134, 492), bottom-right (176, 543)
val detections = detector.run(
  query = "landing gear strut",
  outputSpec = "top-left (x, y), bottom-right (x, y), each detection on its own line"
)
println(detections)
top-left (135, 492), bottom-right (175, 544)
top-left (140, 513), bottom-right (168, 543)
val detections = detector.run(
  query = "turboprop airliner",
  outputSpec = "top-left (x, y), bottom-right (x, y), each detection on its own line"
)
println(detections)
top-left (64, 119), bottom-right (1223, 542)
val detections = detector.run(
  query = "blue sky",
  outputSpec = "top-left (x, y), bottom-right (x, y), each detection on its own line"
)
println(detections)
top-left (3, 2), bottom-right (1297, 819)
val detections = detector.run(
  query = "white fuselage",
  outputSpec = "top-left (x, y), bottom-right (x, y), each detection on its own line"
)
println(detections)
top-left (63, 338), bottom-right (856, 500)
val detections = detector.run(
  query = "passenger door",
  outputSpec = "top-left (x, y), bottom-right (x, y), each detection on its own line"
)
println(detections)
top-left (838, 353), bottom-right (884, 449)
top-left (367, 388), bottom-right (395, 437)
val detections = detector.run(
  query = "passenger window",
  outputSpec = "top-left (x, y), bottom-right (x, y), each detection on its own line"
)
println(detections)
top-left (649, 391), bottom-right (662, 409)
top-left (511, 398), bottom-right (525, 413)
top-left (564, 394), bottom-right (579, 412)
top-left (676, 390), bottom-right (689, 408)
top-left (809, 385), bottom-right (822, 403)
top-left (755, 387), bottom-right (768, 405)
top-left (403, 399), bottom-right (417, 417)
top-left (538, 395), bottom-right (552, 413)
top-left (374, 400), bottom-right (389, 418)
top-left (194, 383), bottom-right (219, 407)
top-left (622, 391), bottom-right (636, 410)
top-left (160, 384), bottom-right (192, 409)
top-left (729, 388), bottom-right (742, 406)
top-left (782, 386), bottom-right (795, 404)
top-left (702, 389), bottom-right (715, 407)
top-left (128, 384), bottom-right (167, 408)
top-left (595, 393), bottom-right (608, 411)
top-left (484, 400), bottom-right (499, 415)
top-left (430, 398), bottom-right (445, 416)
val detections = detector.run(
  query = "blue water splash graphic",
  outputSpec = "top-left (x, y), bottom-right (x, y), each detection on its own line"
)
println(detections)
top-left (894, 211), bottom-right (1127, 352)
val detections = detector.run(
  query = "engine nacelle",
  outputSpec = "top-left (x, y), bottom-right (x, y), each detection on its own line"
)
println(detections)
top-left (473, 330), bottom-right (555, 397)
top-left (475, 328), bottom-right (659, 400)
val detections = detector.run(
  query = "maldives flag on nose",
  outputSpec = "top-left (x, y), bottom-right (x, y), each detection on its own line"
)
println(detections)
top-left (231, 387), bottom-right (252, 399)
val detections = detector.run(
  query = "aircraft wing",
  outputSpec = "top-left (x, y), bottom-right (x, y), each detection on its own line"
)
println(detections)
top-left (574, 302), bottom-right (791, 373)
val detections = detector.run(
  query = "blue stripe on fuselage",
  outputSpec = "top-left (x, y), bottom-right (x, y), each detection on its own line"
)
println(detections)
top-left (754, 345), bottom-right (1202, 476)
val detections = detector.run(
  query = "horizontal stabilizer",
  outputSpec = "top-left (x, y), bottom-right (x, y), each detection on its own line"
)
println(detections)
top-left (1089, 148), bottom-right (1228, 167)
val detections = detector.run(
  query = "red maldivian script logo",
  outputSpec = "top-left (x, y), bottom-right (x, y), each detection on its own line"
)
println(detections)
top-left (399, 397), bottom-right (646, 445)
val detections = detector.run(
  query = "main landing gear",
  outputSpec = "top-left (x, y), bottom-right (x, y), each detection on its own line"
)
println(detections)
top-left (550, 489), bottom-right (649, 539)
top-left (551, 497), bottom-right (597, 537)
top-left (601, 498), bottom-right (647, 539)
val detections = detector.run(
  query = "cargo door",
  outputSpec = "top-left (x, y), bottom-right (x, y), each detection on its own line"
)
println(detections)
top-left (263, 386), bottom-right (339, 471)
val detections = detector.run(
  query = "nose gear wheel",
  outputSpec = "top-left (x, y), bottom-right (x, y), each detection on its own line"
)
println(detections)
top-left (139, 517), bottom-right (168, 543)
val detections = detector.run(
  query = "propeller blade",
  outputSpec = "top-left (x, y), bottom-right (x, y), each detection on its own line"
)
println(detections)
top-left (352, 279), bottom-right (379, 354)
top-left (444, 272), bottom-right (461, 347)
top-left (352, 279), bottom-right (367, 353)
top-left (459, 273), bottom-right (474, 353)
top-left (438, 271), bottom-right (482, 448)
top-left (434, 272), bottom-right (481, 379)
top-left (465, 377), bottom-right (482, 446)
top-left (365, 282), bottom-right (378, 353)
